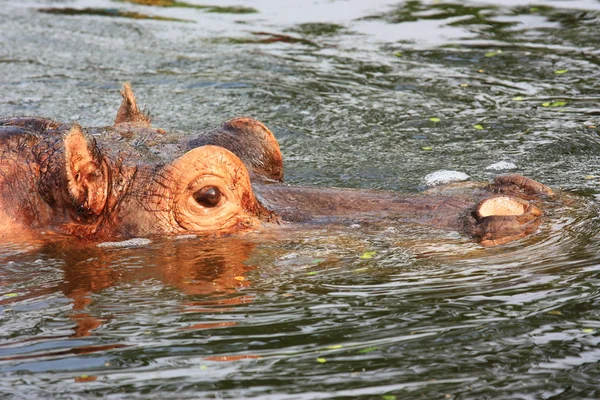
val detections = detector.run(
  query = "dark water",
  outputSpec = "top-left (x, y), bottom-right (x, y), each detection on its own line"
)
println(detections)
top-left (1, 0), bottom-right (600, 398)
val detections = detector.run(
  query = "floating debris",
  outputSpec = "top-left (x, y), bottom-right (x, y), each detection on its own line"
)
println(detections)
top-left (74, 374), bottom-right (97, 383)
top-left (358, 346), bottom-right (378, 354)
top-left (429, 117), bottom-right (441, 122)
top-left (289, 22), bottom-right (345, 37)
top-left (217, 32), bottom-right (317, 46)
top-left (359, 251), bottom-right (376, 259)
top-left (541, 100), bottom-right (567, 107)
top-left (117, 0), bottom-right (258, 13)
top-left (39, 7), bottom-right (191, 22)
top-left (424, 170), bottom-right (470, 186)
top-left (554, 69), bottom-right (568, 74)
top-left (484, 50), bottom-right (502, 57)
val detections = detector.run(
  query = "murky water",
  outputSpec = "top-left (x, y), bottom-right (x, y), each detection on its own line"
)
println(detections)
top-left (1, 0), bottom-right (600, 398)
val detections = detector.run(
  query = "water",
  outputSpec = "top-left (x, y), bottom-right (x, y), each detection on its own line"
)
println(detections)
top-left (1, 0), bottom-right (600, 398)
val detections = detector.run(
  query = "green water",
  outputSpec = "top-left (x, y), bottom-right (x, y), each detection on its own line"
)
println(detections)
top-left (1, 0), bottom-right (600, 398)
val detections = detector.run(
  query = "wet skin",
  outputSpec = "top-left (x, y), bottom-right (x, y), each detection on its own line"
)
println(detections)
top-left (0, 84), bottom-right (554, 246)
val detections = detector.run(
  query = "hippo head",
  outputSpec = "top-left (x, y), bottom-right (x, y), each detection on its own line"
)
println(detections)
top-left (0, 84), bottom-right (278, 239)
top-left (0, 83), bottom-right (552, 246)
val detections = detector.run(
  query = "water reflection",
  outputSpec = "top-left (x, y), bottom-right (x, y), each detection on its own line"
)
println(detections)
top-left (59, 238), bottom-right (255, 335)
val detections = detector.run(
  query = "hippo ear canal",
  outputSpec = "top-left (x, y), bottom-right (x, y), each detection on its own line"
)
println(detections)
top-left (63, 124), bottom-right (109, 219)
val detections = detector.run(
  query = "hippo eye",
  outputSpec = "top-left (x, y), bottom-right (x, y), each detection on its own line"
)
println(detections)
top-left (193, 186), bottom-right (222, 208)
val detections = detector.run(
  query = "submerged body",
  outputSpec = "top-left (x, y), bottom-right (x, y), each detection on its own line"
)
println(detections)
top-left (0, 84), bottom-right (553, 246)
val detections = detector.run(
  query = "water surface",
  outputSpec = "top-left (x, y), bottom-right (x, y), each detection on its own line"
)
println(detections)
top-left (1, 0), bottom-right (600, 398)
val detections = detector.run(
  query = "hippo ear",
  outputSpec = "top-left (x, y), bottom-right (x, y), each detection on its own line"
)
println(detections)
top-left (187, 117), bottom-right (284, 182)
top-left (63, 124), bottom-right (108, 219)
top-left (114, 82), bottom-right (151, 126)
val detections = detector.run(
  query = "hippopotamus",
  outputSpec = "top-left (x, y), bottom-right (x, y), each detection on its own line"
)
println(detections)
top-left (0, 83), bottom-right (554, 246)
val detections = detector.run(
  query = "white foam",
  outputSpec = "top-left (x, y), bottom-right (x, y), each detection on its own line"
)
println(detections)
top-left (486, 161), bottom-right (517, 171)
top-left (173, 234), bottom-right (199, 240)
top-left (97, 238), bottom-right (152, 248)
top-left (424, 170), bottom-right (470, 186)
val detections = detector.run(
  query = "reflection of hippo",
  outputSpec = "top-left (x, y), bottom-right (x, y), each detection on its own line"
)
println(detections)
top-left (0, 237), bottom-right (256, 339)
top-left (0, 84), bottom-right (553, 246)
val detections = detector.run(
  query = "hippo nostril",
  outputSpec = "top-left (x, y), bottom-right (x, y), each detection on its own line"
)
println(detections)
top-left (476, 196), bottom-right (527, 219)
top-left (471, 195), bottom-right (544, 246)
top-left (193, 186), bottom-right (222, 208)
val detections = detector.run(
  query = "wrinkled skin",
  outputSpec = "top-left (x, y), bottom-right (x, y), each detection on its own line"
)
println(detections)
top-left (0, 84), bottom-right (555, 246)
